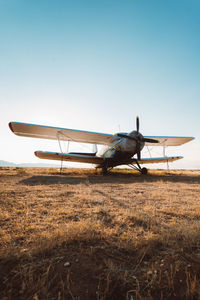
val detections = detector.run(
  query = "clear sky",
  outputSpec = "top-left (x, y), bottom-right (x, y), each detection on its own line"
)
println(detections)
top-left (0, 0), bottom-right (199, 168)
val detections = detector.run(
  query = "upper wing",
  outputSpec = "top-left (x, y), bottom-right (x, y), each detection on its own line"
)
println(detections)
top-left (144, 136), bottom-right (194, 146)
top-left (9, 122), bottom-right (194, 147)
top-left (9, 122), bottom-right (114, 145)
top-left (35, 151), bottom-right (104, 164)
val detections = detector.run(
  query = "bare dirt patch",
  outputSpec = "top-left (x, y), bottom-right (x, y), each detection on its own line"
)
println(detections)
top-left (0, 167), bottom-right (200, 299)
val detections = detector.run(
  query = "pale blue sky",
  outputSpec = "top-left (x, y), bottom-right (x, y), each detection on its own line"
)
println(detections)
top-left (0, 0), bottom-right (199, 168)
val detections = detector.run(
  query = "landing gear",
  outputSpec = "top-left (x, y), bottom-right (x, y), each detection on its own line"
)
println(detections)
top-left (102, 167), bottom-right (108, 175)
top-left (141, 167), bottom-right (148, 175)
top-left (101, 158), bottom-right (113, 175)
top-left (128, 162), bottom-right (148, 175)
top-left (101, 166), bottom-right (114, 175)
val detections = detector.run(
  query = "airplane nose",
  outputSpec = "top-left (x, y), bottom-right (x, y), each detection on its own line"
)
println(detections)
top-left (116, 117), bottom-right (159, 160)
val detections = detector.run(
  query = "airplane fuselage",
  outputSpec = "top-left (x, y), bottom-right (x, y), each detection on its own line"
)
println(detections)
top-left (97, 130), bottom-right (145, 168)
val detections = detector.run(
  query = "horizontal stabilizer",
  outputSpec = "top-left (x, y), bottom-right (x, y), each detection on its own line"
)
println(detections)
top-left (133, 156), bottom-right (183, 164)
top-left (35, 151), bottom-right (104, 164)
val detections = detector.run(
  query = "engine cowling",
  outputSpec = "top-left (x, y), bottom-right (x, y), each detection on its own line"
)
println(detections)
top-left (118, 130), bottom-right (145, 155)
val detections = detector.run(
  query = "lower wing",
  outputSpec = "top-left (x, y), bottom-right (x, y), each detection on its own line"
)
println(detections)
top-left (132, 156), bottom-right (183, 164)
top-left (35, 151), bottom-right (104, 164)
top-left (35, 151), bottom-right (182, 166)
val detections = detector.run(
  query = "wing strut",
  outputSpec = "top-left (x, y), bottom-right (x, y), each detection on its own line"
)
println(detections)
top-left (145, 143), bottom-right (171, 171)
top-left (162, 145), bottom-right (169, 170)
top-left (57, 132), bottom-right (65, 173)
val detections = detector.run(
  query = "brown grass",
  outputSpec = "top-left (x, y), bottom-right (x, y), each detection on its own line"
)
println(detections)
top-left (0, 167), bottom-right (200, 299)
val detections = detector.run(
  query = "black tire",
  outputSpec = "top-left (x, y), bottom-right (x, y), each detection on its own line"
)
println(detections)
top-left (102, 167), bottom-right (108, 175)
top-left (141, 167), bottom-right (148, 175)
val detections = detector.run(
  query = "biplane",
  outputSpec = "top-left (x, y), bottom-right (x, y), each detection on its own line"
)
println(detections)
top-left (9, 117), bottom-right (194, 174)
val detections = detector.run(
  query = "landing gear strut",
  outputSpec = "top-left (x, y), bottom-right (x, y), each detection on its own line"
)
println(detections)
top-left (128, 161), bottom-right (148, 175)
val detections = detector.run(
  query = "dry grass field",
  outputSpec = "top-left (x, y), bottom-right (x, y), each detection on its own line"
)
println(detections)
top-left (0, 167), bottom-right (200, 300)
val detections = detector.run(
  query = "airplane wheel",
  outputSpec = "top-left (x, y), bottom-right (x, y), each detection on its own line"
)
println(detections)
top-left (102, 167), bottom-right (108, 175)
top-left (141, 167), bottom-right (148, 175)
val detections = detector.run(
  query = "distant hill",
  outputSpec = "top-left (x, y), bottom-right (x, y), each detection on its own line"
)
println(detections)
top-left (0, 160), bottom-right (16, 167)
top-left (0, 160), bottom-right (60, 168)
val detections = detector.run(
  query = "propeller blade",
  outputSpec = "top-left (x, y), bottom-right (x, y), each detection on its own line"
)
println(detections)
top-left (116, 133), bottom-right (137, 141)
top-left (143, 138), bottom-right (159, 144)
top-left (136, 116), bottom-right (139, 133)
top-left (116, 133), bottom-right (128, 138)
top-left (137, 152), bottom-right (141, 160)
top-left (136, 139), bottom-right (141, 160)
top-left (137, 146), bottom-right (141, 160)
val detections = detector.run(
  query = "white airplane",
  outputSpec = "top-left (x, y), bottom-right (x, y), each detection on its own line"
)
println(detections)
top-left (9, 117), bottom-right (194, 174)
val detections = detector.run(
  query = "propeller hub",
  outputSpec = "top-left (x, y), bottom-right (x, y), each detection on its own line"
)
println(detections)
top-left (115, 117), bottom-right (158, 160)
top-left (129, 130), bottom-right (143, 140)
top-left (129, 130), bottom-right (145, 150)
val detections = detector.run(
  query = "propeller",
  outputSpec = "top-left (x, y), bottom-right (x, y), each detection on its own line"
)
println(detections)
top-left (136, 116), bottom-right (139, 133)
top-left (116, 117), bottom-right (159, 160)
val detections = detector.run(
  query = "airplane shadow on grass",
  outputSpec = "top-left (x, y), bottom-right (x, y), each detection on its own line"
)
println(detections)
top-left (18, 171), bottom-right (200, 186)
top-left (0, 235), bottom-right (162, 300)
top-left (1, 221), bottom-right (200, 300)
